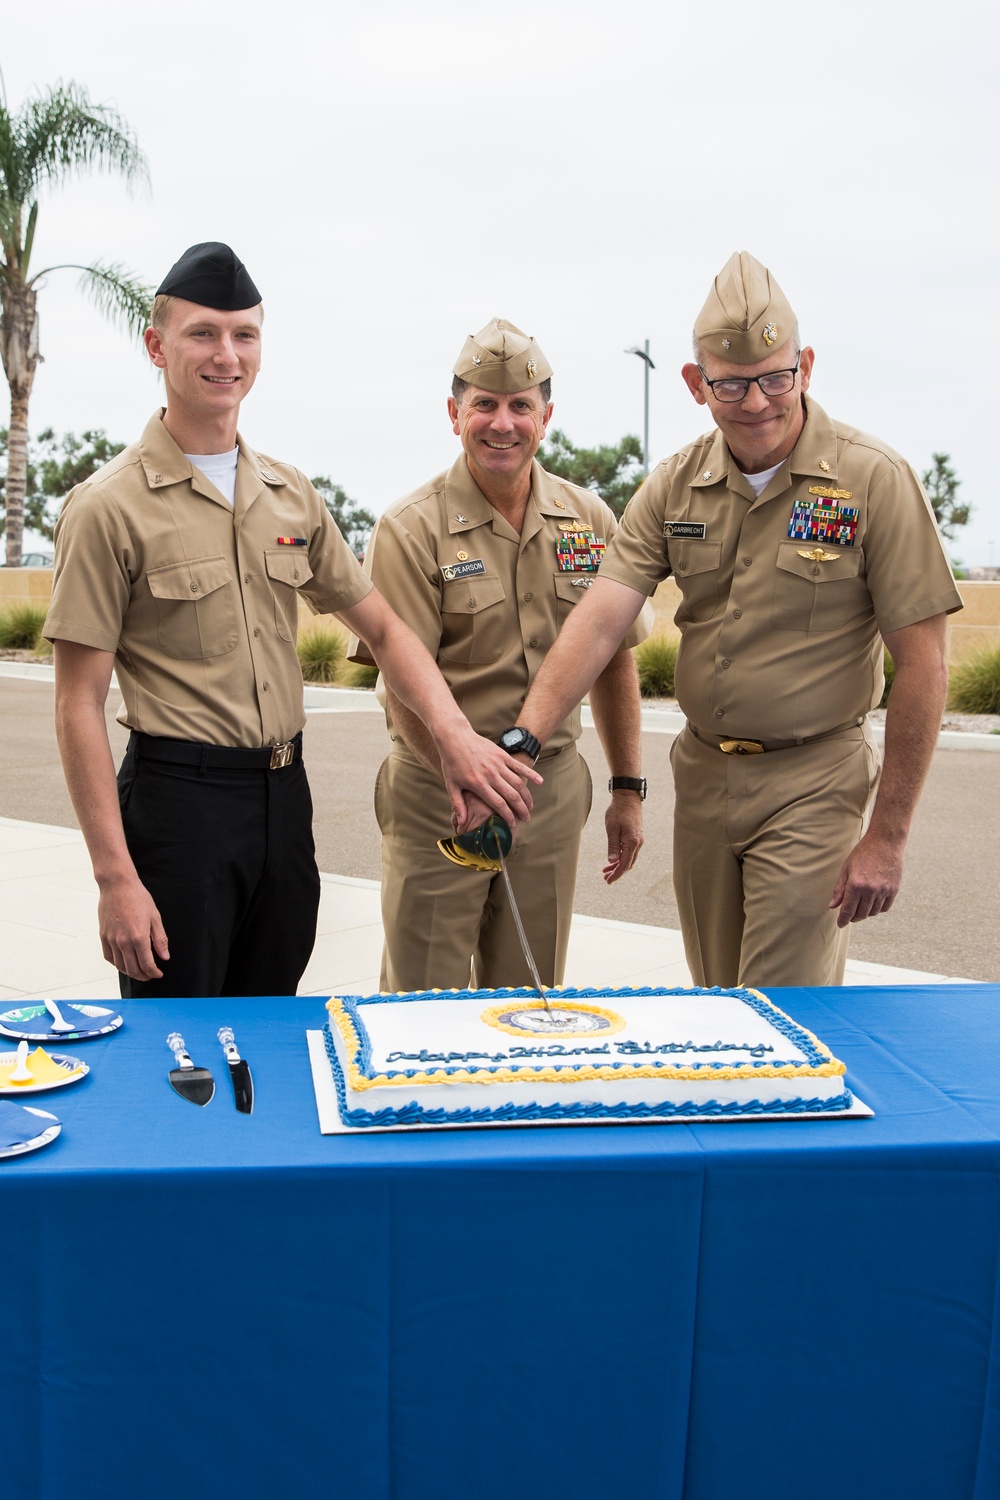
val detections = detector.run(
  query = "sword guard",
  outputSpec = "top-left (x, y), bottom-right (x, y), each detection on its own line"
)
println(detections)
top-left (436, 815), bottom-right (512, 872)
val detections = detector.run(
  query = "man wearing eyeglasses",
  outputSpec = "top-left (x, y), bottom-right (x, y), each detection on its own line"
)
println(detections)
top-left (512, 251), bottom-right (963, 987)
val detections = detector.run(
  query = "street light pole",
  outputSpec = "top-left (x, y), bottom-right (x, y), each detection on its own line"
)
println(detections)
top-left (625, 341), bottom-right (655, 474)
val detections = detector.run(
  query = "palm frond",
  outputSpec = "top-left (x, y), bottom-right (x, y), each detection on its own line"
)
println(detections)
top-left (17, 82), bottom-right (149, 201)
top-left (0, 105), bottom-right (19, 197)
top-left (27, 260), bottom-right (153, 344)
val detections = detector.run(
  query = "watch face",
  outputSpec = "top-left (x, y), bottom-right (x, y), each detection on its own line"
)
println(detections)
top-left (500, 730), bottom-right (523, 750)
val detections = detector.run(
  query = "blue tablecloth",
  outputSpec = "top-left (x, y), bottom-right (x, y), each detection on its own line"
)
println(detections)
top-left (2, 985), bottom-right (999, 1500)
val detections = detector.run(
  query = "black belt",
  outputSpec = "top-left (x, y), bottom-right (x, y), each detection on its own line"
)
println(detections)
top-left (129, 731), bottom-right (303, 770)
top-left (688, 720), bottom-right (864, 755)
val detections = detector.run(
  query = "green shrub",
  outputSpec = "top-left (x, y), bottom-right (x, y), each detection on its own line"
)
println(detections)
top-left (947, 643), bottom-right (1000, 715)
top-left (879, 647), bottom-right (895, 708)
top-left (634, 631), bottom-right (679, 698)
top-left (339, 660), bottom-right (379, 689)
top-left (0, 602), bottom-right (49, 650)
top-left (296, 624), bottom-right (346, 683)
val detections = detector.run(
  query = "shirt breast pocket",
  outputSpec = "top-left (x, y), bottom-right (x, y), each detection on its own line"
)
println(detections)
top-left (670, 539), bottom-right (722, 622)
top-left (439, 574), bottom-right (507, 665)
top-left (772, 542), bottom-right (865, 631)
top-left (554, 572), bottom-right (596, 623)
top-left (145, 556), bottom-right (238, 659)
top-left (265, 549), bottom-right (315, 641)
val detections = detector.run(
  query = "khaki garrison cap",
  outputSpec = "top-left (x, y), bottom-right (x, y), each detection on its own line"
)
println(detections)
top-left (453, 318), bottom-right (552, 393)
top-left (694, 252), bottom-right (797, 364)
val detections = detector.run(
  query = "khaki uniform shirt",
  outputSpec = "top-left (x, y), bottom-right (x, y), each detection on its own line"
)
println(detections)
top-left (46, 411), bottom-right (372, 747)
top-left (599, 397), bottom-right (963, 741)
top-left (349, 455), bottom-right (651, 750)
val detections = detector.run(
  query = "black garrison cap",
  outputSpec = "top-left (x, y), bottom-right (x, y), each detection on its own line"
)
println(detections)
top-left (155, 242), bottom-right (261, 310)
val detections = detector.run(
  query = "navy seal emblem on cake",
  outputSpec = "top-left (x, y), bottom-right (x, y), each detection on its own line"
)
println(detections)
top-left (481, 999), bottom-right (625, 1037)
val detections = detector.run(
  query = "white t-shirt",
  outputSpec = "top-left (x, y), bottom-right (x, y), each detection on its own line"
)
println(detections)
top-left (186, 448), bottom-right (239, 506)
top-left (741, 461), bottom-right (783, 498)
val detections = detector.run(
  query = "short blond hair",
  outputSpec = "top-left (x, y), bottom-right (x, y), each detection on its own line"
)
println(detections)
top-left (149, 293), bottom-right (264, 331)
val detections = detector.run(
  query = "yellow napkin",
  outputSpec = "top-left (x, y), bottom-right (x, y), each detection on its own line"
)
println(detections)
top-left (0, 1046), bottom-right (82, 1086)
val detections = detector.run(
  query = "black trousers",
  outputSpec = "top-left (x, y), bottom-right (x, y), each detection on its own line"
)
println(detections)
top-left (116, 737), bottom-right (321, 998)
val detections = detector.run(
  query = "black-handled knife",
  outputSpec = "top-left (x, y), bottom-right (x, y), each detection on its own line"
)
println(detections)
top-left (217, 1027), bottom-right (254, 1114)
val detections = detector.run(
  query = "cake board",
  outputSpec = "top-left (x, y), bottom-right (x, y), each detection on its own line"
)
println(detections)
top-left (306, 1031), bottom-right (873, 1134)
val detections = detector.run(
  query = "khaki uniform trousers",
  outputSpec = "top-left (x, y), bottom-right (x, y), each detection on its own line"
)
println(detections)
top-left (670, 723), bottom-right (881, 988)
top-left (375, 745), bottom-right (593, 992)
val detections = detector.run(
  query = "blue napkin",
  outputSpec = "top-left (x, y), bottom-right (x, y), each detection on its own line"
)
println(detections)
top-left (0, 1100), bottom-right (55, 1150)
top-left (0, 1005), bottom-right (117, 1038)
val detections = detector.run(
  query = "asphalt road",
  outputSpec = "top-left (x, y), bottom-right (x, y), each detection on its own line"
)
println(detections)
top-left (2, 673), bottom-right (998, 981)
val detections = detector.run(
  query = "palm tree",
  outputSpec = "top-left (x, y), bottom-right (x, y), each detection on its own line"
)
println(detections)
top-left (0, 80), bottom-right (152, 566)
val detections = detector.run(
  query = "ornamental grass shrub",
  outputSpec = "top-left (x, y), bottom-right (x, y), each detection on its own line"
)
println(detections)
top-left (947, 642), bottom-right (1000, 715)
top-left (0, 602), bottom-right (49, 650)
top-left (634, 630), bottom-right (679, 698)
top-left (339, 660), bottom-right (379, 689)
top-left (296, 624), bottom-right (346, 683)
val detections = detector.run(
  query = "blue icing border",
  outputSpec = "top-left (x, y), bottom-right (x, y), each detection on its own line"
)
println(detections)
top-left (322, 1023), bottom-right (854, 1130)
top-left (336, 986), bottom-right (832, 1084)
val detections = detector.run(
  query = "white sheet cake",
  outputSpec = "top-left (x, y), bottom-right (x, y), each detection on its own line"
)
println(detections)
top-left (322, 985), bottom-right (853, 1129)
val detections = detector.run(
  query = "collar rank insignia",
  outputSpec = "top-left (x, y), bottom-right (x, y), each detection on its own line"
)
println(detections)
top-left (556, 530), bottom-right (607, 572)
top-left (442, 558), bottom-right (486, 581)
top-left (789, 499), bottom-right (859, 548)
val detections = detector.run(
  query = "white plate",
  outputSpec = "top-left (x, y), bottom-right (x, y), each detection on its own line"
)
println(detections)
top-left (0, 1052), bottom-right (90, 1095)
top-left (0, 1106), bottom-right (61, 1160)
top-left (0, 1004), bottom-right (123, 1042)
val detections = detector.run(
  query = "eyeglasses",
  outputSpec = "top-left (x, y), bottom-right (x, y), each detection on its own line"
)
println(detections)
top-left (698, 357), bottom-right (800, 403)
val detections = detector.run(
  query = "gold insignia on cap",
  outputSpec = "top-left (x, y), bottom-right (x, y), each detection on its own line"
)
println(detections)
top-left (472, 354), bottom-right (482, 366)
top-left (527, 358), bottom-right (536, 379)
top-left (763, 322), bottom-right (777, 346)
top-left (456, 550), bottom-right (469, 561)
top-left (798, 548), bottom-right (841, 562)
top-left (819, 459), bottom-right (830, 472)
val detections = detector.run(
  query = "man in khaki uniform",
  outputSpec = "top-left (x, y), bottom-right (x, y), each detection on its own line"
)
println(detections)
top-left (348, 319), bottom-right (651, 992)
top-left (45, 245), bottom-right (537, 999)
top-left (516, 253), bottom-right (963, 988)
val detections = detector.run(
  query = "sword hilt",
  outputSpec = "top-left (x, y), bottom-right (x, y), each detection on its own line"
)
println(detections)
top-left (436, 816), bottom-right (512, 871)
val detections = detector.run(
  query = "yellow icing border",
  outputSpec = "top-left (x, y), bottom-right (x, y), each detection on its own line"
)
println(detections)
top-left (325, 995), bottom-right (846, 1093)
top-left (480, 999), bottom-right (626, 1037)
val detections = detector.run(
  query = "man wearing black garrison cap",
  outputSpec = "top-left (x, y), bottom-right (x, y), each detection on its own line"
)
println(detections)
top-left (45, 243), bottom-right (539, 997)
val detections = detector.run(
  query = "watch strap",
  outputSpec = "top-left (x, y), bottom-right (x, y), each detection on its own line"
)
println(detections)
top-left (609, 776), bottom-right (647, 799)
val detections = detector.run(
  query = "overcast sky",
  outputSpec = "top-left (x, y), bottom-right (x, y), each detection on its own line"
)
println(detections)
top-left (4, 0), bottom-right (998, 563)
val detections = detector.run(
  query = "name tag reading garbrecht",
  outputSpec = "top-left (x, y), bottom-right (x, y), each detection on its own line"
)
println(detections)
top-left (663, 521), bottom-right (707, 539)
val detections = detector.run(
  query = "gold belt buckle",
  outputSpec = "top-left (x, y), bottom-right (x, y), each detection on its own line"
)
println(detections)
top-left (269, 741), bottom-right (295, 769)
top-left (719, 738), bottom-right (765, 755)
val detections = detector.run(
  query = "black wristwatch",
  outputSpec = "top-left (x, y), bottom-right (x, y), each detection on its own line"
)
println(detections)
top-left (609, 776), bottom-right (647, 800)
top-left (497, 726), bottom-right (541, 762)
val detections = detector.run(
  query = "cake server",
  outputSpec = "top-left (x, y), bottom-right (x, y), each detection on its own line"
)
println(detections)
top-left (166, 1033), bottom-right (215, 1106)
top-left (217, 1027), bottom-right (254, 1114)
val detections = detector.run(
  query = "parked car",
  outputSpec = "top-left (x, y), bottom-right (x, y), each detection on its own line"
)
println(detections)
top-left (2, 552), bottom-right (54, 567)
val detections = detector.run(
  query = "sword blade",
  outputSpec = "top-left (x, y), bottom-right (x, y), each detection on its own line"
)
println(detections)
top-left (498, 852), bottom-right (554, 1017)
